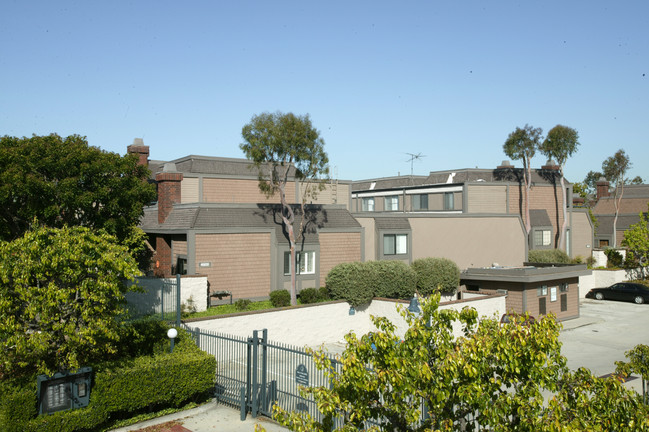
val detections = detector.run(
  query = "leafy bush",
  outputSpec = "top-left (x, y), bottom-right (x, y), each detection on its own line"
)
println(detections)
top-left (234, 299), bottom-right (252, 311)
top-left (326, 262), bottom-right (374, 308)
top-left (299, 288), bottom-right (324, 304)
top-left (605, 248), bottom-right (624, 268)
top-left (527, 249), bottom-right (572, 264)
top-left (366, 260), bottom-right (417, 299)
top-left (270, 289), bottom-right (291, 307)
top-left (411, 257), bottom-right (460, 295)
top-left (0, 328), bottom-right (216, 432)
top-left (318, 287), bottom-right (330, 301)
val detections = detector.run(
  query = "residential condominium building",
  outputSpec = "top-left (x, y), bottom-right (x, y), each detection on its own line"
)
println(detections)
top-left (592, 180), bottom-right (649, 247)
top-left (351, 161), bottom-right (594, 269)
top-left (131, 139), bottom-right (593, 302)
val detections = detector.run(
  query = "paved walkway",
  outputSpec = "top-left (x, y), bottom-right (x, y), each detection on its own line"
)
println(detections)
top-left (110, 401), bottom-right (289, 432)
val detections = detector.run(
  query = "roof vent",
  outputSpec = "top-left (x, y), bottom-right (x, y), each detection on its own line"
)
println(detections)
top-left (162, 162), bottom-right (178, 173)
top-left (446, 173), bottom-right (456, 184)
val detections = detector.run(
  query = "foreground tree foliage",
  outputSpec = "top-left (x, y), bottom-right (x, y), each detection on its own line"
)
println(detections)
top-left (240, 112), bottom-right (329, 306)
top-left (621, 205), bottom-right (649, 278)
top-left (0, 226), bottom-right (141, 378)
top-left (258, 296), bottom-right (649, 432)
top-left (0, 134), bottom-right (156, 243)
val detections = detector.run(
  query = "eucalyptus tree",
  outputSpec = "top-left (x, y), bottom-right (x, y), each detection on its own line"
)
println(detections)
top-left (240, 112), bottom-right (329, 305)
top-left (503, 124), bottom-right (543, 234)
top-left (602, 149), bottom-right (631, 246)
top-left (540, 125), bottom-right (580, 250)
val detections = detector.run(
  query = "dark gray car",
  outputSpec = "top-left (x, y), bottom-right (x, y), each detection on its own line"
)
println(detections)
top-left (586, 282), bottom-right (649, 304)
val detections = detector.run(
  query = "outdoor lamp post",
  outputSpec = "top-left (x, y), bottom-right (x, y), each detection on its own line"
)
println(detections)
top-left (167, 327), bottom-right (178, 353)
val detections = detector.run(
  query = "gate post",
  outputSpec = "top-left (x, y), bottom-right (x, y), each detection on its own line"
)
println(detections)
top-left (176, 274), bottom-right (181, 326)
top-left (251, 330), bottom-right (259, 418)
top-left (260, 329), bottom-right (268, 414)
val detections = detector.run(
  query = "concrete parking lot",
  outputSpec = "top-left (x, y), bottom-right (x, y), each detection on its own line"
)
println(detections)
top-left (560, 298), bottom-right (649, 393)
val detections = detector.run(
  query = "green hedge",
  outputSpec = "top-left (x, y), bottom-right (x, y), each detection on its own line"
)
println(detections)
top-left (366, 260), bottom-right (417, 299)
top-left (412, 257), bottom-right (460, 295)
top-left (326, 262), bottom-right (375, 308)
top-left (0, 329), bottom-right (216, 432)
top-left (528, 249), bottom-right (572, 264)
top-left (299, 287), bottom-right (329, 304)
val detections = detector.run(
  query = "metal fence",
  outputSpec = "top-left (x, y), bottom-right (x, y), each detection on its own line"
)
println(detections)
top-left (184, 325), bottom-right (342, 424)
top-left (126, 275), bottom-right (181, 325)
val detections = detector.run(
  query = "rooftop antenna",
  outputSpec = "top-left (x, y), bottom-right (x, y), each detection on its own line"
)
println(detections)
top-left (405, 152), bottom-right (426, 176)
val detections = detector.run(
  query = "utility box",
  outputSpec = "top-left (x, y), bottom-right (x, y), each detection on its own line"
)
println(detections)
top-left (37, 367), bottom-right (93, 415)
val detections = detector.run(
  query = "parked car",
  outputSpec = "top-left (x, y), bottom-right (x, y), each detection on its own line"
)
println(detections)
top-left (586, 282), bottom-right (649, 304)
top-left (500, 312), bottom-right (536, 326)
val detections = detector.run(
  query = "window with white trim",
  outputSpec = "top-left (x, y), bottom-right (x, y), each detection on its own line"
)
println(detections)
top-left (284, 251), bottom-right (315, 275)
top-left (361, 197), bottom-right (375, 212)
top-left (534, 229), bottom-right (552, 247)
top-left (383, 234), bottom-right (407, 255)
top-left (384, 196), bottom-right (399, 211)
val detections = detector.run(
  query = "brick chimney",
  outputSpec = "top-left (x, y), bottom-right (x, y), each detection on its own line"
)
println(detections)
top-left (596, 177), bottom-right (610, 200)
top-left (156, 163), bottom-right (183, 224)
top-left (127, 138), bottom-right (150, 167)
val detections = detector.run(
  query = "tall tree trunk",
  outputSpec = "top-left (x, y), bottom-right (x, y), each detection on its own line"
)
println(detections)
top-left (612, 182), bottom-right (624, 247)
top-left (279, 180), bottom-right (298, 306)
top-left (558, 171), bottom-right (568, 251)
top-left (523, 159), bottom-right (532, 235)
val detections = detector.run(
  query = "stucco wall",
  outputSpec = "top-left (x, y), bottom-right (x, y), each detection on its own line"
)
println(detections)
top-left (185, 294), bottom-right (506, 348)
top-left (578, 269), bottom-right (640, 298)
top-left (408, 216), bottom-right (526, 269)
top-left (570, 210), bottom-right (594, 259)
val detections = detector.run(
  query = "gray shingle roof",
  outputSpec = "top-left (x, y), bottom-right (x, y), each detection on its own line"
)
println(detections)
top-left (374, 217), bottom-right (411, 230)
top-left (530, 209), bottom-right (552, 227)
top-left (140, 204), bottom-right (361, 244)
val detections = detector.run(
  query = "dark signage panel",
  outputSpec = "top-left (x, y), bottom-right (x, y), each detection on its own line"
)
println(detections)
top-left (37, 367), bottom-right (93, 415)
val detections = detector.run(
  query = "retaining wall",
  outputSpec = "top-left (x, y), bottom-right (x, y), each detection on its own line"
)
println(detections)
top-left (184, 293), bottom-right (506, 348)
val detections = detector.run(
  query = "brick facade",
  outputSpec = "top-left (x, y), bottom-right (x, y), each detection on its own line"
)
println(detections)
top-left (156, 171), bottom-right (183, 224)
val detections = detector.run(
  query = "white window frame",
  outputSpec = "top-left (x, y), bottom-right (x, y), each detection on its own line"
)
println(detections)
top-left (384, 195), bottom-right (399, 211)
top-left (384, 234), bottom-right (407, 255)
top-left (361, 197), bottom-right (375, 212)
top-left (284, 251), bottom-right (316, 275)
top-left (534, 229), bottom-right (552, 247)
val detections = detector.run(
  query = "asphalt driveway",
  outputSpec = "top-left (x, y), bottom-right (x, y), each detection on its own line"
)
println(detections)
top-left (560, 298), bottom-right (649, 392)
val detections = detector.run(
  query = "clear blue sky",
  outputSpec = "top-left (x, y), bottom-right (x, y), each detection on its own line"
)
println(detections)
top-left (1, 1), bottom-right (647, 183)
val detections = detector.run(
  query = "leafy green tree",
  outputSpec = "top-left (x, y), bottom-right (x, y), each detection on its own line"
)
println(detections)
top-left (260, 296), bottom-right (649, 432)
top-left (584, 170), bottom-right (604, 196)
top-left (0, 226), bottom-right (141, 377)
top-left (632, 176), bottom-right (645, 185)
top-left (602, 149), bottom-right (631, 247)
top-left (0, 134), bottom-right (156, 243)
top-left (617, 344), bottom-right (649, 404)
top-left (540, 125), bottom-right (580, 251)
top-left (622, 205), bottom-right (649, 278)
top-left (503, 124), bottom-right (543, 234)
top-left (240, 112), bottom-right (329, 305)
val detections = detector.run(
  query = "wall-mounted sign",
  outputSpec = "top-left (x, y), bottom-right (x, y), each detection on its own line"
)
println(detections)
top-left (37, 367), bottom-right (92, 415)
top-left (295, 364), bottom-right (309, 386)
top-left (550, 286), bottom-right (557, 302)
top-left (199, 262), bottom-right (212, 268)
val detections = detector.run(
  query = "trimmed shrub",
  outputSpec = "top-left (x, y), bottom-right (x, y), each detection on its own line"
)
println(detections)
top-left (326, 262), bottom-right (374, 308)
top-left (0, 328), bottom-right (216, 432)
top-left (318, 287), bottom-right (330, 301)
top-left (234, 299), bottom-right (252, 311)
top-left (527, 249), bottom-right (572, 264)
top-left (270, 289), bottom-right (291, 307)
top-left (366, 260), bottom-right (417, 299)
top-left (412, 257), bottom-right (460, 295)
top-left (299, 288), bottom-right (323, 304)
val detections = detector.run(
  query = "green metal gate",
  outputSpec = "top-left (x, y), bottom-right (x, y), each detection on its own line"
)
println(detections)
top-left (185, 326), bottom-right (340, 422)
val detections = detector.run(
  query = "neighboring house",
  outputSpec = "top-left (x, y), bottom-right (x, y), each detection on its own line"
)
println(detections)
top-left (460, 264), bottom-right (590, 321)
top-left (128, 142), bottom-right (362, 302)
top-left (351, 162), bottom-right (594, 268)
top-left (592, 180), bottom-right (649, 248)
